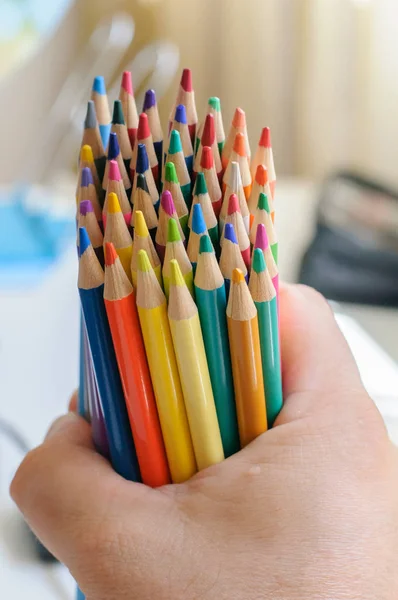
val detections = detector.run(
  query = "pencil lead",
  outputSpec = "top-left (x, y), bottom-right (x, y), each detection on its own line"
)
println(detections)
top-left (255, 164), bottom-right (268, 186)
top-left (84, 101), bottom-right (97, 129)
top-left (252, 248), bottom-right (266, 274)
top-left (81, 145), bottom-right (94, 163)
top-left (121, 71), bottom-right (133, 94)
top-left (202, 114), bottom-right (215, 147)
top-left (92, 76), bottom-right (106, 95)
top-left (112, 99), bottom-right (125, 125)
top-left (232, 108), bottom-right (246, 129)
top-left (199, 234), bottom-right (213, 254)
top-left (257, 193), bottom-right (270, 212)
top-left (136, 143), bottom-right (149, 174)
top-left (79, 200), bottom-right (94, 216)
top-left (79, 227), bottom-right (91, 254)
top-left (136, 173), bottom-right (149, 193)
top-left (192, 204), bottom-right (206, 235)
top-left (232, 268), bottom-right (245, 284)
top-left (180, 68), bottom-right (193, 92)
top-left (259, 126), bottom-right (271, 148)
top-left (143, 89), bottom-right (156, 111)
top-left (167, 217), bottom-right (181, 243)
top-left (137, 249), bottom-right (152, 272)
top-left (208, 96), bottom-right (220, 111)
top-left (108, 159), bottom-right (121, 181)
top-left (224, 222), bottom-right (238, 244)
top-left (170, 259), bottom-right (185, 286)
top-left (104, 241), bottom-right (118, 266)
top-left (194, 172), bottom-right (207, 195)
top-left (168, 130), bottom-right (182, 154)
top-left (227, 193), bottom-right (240, 216)
top-left (161, 190), bottom-right (175, 216)
top-left (81, 167), bottom-right (93, 188)
top-left (107, 132), bottom-right (120, 160)
top-left (200, 146), bottom-right (213, 170)
top-left (137, 113), bottom-right (150, 139)
top-left (106, 192), bottom-right (122, 214)
top-left (134, 210), bottom-right (149, 237)
top-left (233, 132), bottom-right (246, 157)
top-left (254, 223), bottom-right (269, 251)
top-left (165, 162), bottom-right (178, 183)
top-left (175, 104), bottom-right (187, 124)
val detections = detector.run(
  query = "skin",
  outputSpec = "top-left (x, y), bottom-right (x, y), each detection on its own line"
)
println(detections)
top-left (10, 284), bottom-right (398, 600)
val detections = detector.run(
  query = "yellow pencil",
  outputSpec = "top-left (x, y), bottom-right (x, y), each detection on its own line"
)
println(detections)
top-left (103, 192), bottom-right (133, 281)
top-left (136, 250), bottom-right (197, 483)
top-left (131, 211), bottom-right (162, 289)
top-left (163, 218), bottom-right (194, 300)
top-left (168, 259), bottom-right (224, 470)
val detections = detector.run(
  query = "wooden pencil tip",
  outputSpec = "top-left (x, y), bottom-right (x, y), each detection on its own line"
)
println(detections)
top-left (169, 259), bottom-right (185, 287)
top-left (259, 126), bottom-right (271, 148)
top-left (232, 268), bottom-right (245, 284)
top-left (254, 223), bottom-right (269, 251)
top-left (81, 144), bottom-right (94, 163)
top-left (79, 227), bottom-right (91, 255)
top-left (233, 132), bottom-right (246, 157)
top-left (112, 99), bottom-right (125, 125)
top-left (224, 222), bottom-right (238, 244)
top-left (252, 248), bottom-right (266, 273)
top-left (175, 104), bottom-right (187, 124)
top-left (84, 101), bottom-right (97, 129)
top-left (138, 113), bottom-right (150, 139)
top-left (109, 159), bottom-right (121, 181)
top-left (165, 162), bottom-right (178, 183)
top-left (104, 242), bottom-right (118, 266)
top-left (194, 171), bottom-right (207, 195)
top-left (227, 193), bottom-right (240, 216)
top-left (180, 68), bottom-right (193, 92)
top-left (92, 76), bottom-right (106, 95)
top-left (200, 146), bottom-right (213, 169)
top-left (143, 89), bottom-right (156, 110)
top-left (107, 192), bottom-right (122, 214)
top-left (192, 203), bottom-right (206, 235)
top-left (121, 71), bottom-right (133, 95)
top-left (81, 167), bottom-right (93, 187)
top-left (136, 143), bottom-right (149, 174)
top-left (208, 96), bottom-right (221, 111)
top-left (202, 114), bottom-right (215, 146)
top-left (161, 190), bottom-right (175, 216)
top-left (79, 200), bottom-right (93, 216)
top-left (255, 164), bottom-right (268, 186)
top-left (134, 210), bottom-right (149, 237)
top-left (232, 107), bottom-right (246, 128)
top-left (169, 130), bottom-right (182, 154)
top-left (167, 217), bottom-right (181, 243)
top-left (137, 249), bottom-right (152, 272)
top-left (107, 132), bottom-right (120, 160)
top-left (257, 193), bottom-right (270, 212)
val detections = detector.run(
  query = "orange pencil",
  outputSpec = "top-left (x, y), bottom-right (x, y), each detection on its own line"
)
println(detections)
top-left (104, 243), bottom-right (170, 487)
top-left (169, 68), bottom-right (198, 143)
top-left (222, 107), bottom-right (251, 170)
top-left (197, 146), bottom-right (222, 218)
top-left (227, 268), bottom-right (267, 448)
top-left (248, 164), bottom-right (274, 219)
top-left (223, 133), bottom-right (251, 200)
top-left (103, 160), bottom-right (132, 229)
top-left (251, 127), bottom-right (276, 200)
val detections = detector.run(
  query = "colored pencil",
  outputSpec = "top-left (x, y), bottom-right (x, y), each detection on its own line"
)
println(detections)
top-left (194, 235), bottom-right (239, 457)
top-left (187, 203), bottom-right (210, 272)
top-left (131, 173), bottom-right (158, 241)
top-left (76, 167), bottom-right (102, 223)
top-left (130, 113), bottom-right (159, 185)
top-left (136, 249), bottom-right (197, 483)
top-left (103, 160), bottom-right (132, 229)
top-left (155, 190), bottom-right (185, 262)
top-left (91, 76), bottom-right (111, 150)
top-left (222, 107), bottom-right (251, 170)
top-left (143, 89), bottom-right (163, 171)
top-left (131, 143), bottom-right (159, 209)
top-left (78, 227), bottom-right (140, 481)
top-left (194, 113), bottom-right (222, 180)
top-left (171, 104), bottom-right (194, 176)
top-left (248, 164), bottom-right (274, 218)
top-left (220, 161), bottom-right (250, 233)
top-left (164, 130), bottom-right (191, 209)
top-left (164, 162), bottom-right (189, 236)
top-left (163, 217), bottom-right (193, 299)
top-left (253, 223), bottom-right (279, 298)
top-left (131, 210), bottom-right (162, 289)
top-left (103, 192), bottom-right (133, 281)
top-left (221, 193), bottom-right (251, 270)
top-left (102, 132), bottom-right (131, 196)
top-left (169, 68), bottom-right (198, 143)
top-left (223, 133), bottom-right (251, 200)
top-left (196, 97), bottom-right (225, 155)
top-left (81, 101), bottom-right (105, 180)
top-left (111, 99), bottom-right (132, 172)
top-left (227, 268), bottom-right (267, 447)
top-left (249, 248), bottom-right (282, 427)
top-left (104, 243), bottom-right (170, 487)
top-left (77, 144), bottom-right (101, 201)
top-left (78, 200), bottom-right (104, 266)
top-left (198, 146), bottom-right (222, 217)
top-left (119, 71), bottom-right (139, 150)
top-left (168, 259), bottom-right (224, 470)
top-left (251, 127), bottom-right (276, 200)
top-left (219, 222), bottom-right (247, 296)
top-left (189, 172), bottom-right (219, 253)
top-left (250, 193), bottom-right (278, 263)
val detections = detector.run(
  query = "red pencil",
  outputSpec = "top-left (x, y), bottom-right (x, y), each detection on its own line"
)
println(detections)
top-left (222, 108), bottom-right (251, 170)
top-left (197, 146), bottom-right (222, 218)
top-left (251, 127), bottom-right (276, 200)
top-left (169, 68), bottom-right (198, 143)
top-left (194, 114), bottom-right (222, 180)
top-left (119, 71), bottom-right (139, 150)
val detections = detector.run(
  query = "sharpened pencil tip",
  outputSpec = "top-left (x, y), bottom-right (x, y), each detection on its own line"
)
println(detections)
top-left (194, 172), bottom-right (207, 196)
top-left (232, 268), bottom-right (245, 284)
top-left (138, 113), bottom-right (150, 139)
top-left (136, 173), bottom-right (149, 193)
top-left (161, 190), bottom-right (175, 216)
top-left (104, 242), bottom-right (118, 266)
top-left (192, 203), bottom-right (206, 235)
top-left (81, 167), bottom-right (93, 188)
top-left (121, 71), bottom-right (133, 95)
top-left (175, 104), bottom-right (187, 124)
top-left (180, 68), bottom-right (193, 92)
top-left (137, 249), bottom-right (152, 272)
top-left (106, 192), bottom-right (122, 214)
top-left (200, 146), bottom-right (213, 169)
top-left (143, 89), bottom-right (156, 110)
top-left (227, 193), bottom-right (240, 216)
top-left (134, 210), bottom-right (149, 237)
top-left (165, 162), bottom-right (178, 184)
top-left (169, 259), bottom-right (185, 287)
top-left (202, 114), bottom-right (215, 147)
top-left (92, 76), bottom-right (106, 95)
top-left (84, 101), bottom-right (97, 129)
top-left (81, 145), bottom-right (94, 163)
top-left (208, 97), bottom-right (221, 112)
top-left (112, 99), bottom-right (125, 125)
top-left (224, 222), bottom-right (238, 244)
top-left (136, 143), bottom-right (149, 174)
top-left (255, 164), bottom-right (268, 186)
top-left (167, 217), bottom-right (181, 243)
top-left (259, 126), bottom-right (271, 148)
top-left (79, 200), bottom-right (93, 216)
top-left (252, 248), bottom-right (266, 273)
top-left (107, 132), bottom-right (120, 161)
top-left (257, 193), bottom-right (270, 212)
top-left (109, 159), bottom-right (121, 181)
top-left (199, 234), bottom-right (213, 254)
top-left (232, 107), bottom-right (246, 128)
top-left (233, 132), bottom-right (246, 157)
top-left (79, 227), bottom-right (91, 254)
top-left (254, 223), bottom-right (269, 251)
top-left (169, 130), bottom-right (182, 154)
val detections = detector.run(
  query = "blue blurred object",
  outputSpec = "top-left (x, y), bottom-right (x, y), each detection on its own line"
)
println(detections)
top-left (0, 186), bottom-right (75, 288)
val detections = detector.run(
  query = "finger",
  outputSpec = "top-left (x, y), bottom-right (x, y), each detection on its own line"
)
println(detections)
top-left (279, 283), bottom-right (362, 398)
top-left (69, 390), bottom-right (78, 412)
top-left (10, 412), bottom-right (154, 581)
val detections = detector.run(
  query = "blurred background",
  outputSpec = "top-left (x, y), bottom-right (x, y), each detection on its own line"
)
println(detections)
top-left (0, 0), bottom-right (397, 598)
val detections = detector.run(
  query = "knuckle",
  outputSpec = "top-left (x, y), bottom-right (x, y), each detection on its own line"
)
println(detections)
top-left (10, 445), bottom-right (44, 504)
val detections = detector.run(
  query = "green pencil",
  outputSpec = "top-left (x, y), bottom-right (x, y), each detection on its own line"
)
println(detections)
top-left (249, 248), bottom-right (282, 427)
top-left (194, 234), bottom-right (240, 457)
top-left (189, 172), bottom-right (219, 255)
top-left (250, 193), bottom-right (278, 264)
top-left (165, 130), bottom-right (191, 209)
top-left (164, 162), bottom-right (189, 237)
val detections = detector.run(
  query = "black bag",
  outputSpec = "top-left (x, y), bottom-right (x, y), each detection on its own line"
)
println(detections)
top-left (299, 172), bottom-right (398, 307)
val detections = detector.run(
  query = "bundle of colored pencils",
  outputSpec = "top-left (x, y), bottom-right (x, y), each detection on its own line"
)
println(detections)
top-left (77, 69), bottom-right (283, 488)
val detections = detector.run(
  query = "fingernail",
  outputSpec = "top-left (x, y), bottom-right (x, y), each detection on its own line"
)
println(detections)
top-left (45, 413), bottom-right (78, 441)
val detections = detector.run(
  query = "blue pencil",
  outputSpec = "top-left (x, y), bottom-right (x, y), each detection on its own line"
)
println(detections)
top-left (78, 227), bottom-right (140, 481)
top-left (143, 89), bottom-right (163, 176)
top-left (91, 76), bottom-right (111, 150)
top-left (173, 104), bottom-right (194, 177)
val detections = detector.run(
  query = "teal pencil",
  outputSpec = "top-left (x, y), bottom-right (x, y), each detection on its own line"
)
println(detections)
top-left (249, 248), bottom-right (283, 426)
top-left (165, 130), bottom-right (191, 209)
top-left (187, 203), bottom-right (210, 275)
top-left (195, 235), bottom-right (240, 456)
top-left (164, 162), bottom-right (189, 237)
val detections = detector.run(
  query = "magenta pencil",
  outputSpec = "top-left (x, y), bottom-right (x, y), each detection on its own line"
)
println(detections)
top-left (155, 190), bottom-right (185, 262)
top-left (253, 223), bottom-right (279, 298)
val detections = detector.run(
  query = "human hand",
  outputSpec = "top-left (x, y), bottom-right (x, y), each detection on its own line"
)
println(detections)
top-left (11, 284), bottom-right (398, 600)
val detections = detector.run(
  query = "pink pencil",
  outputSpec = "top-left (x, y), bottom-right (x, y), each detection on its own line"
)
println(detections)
top-left (253, 223), bottom-right (279, 299)
top-left (103, 160), bottom-right (132, 229)
top-left (155, 190), bottom-right (185, 262)
top-left (119, 71), bottom-right (139, 150)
